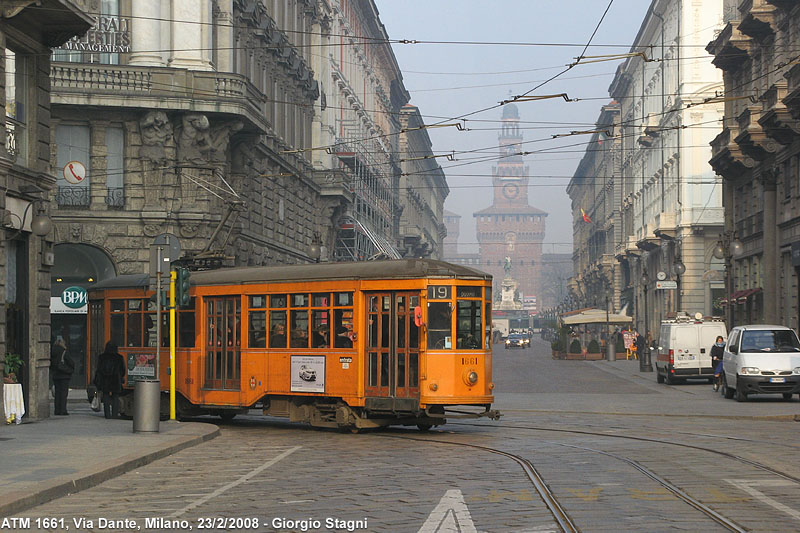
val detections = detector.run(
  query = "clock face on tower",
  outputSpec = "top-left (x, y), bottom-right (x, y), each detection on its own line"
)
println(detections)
top-left (502, 182), bottom-right (519, 199)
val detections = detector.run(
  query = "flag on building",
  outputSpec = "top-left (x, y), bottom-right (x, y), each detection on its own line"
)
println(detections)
top-left (580, 208), bottom-right (591, 223)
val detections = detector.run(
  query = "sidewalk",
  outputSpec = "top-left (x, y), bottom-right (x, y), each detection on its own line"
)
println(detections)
top-left (0, 391), bottom-right (219, 518)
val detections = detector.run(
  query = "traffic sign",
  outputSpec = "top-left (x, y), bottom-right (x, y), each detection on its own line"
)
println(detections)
top-left (656, 280), bottom-right (677, 290)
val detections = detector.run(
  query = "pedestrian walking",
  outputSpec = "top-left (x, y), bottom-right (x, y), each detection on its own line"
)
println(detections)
top-left (711, 335), bottom-right (725, 391)
top-left (50, 337), bottom-right (74, 416)
top-left (93, 341), bottom-right (126, 419)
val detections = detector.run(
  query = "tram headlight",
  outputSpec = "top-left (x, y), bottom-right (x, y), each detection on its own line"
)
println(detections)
top-left (462, 369), bottom-right (479, 386)
top-left (429, 383), bottom-right (438, 391)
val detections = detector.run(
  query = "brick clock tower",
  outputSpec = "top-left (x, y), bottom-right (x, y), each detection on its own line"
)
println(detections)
top-left (474, 103), bottom-right (547, 310)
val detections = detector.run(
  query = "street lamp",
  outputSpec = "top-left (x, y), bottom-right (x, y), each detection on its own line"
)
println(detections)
top-left (712, 233), bottom-right (744, 327)
top-left (640, 270), bottom-right (652, 372)
top-left (308, 232), bottom-right (322, 263)
top-left (672, 256), bottom-right (686, 311)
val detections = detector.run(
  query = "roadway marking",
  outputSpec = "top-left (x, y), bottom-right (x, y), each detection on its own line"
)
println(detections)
top-left (168, 446), bottom-right (301, 518)
top-left (726, 479), bottom-right (800, 521)
top-left (418, 489), bottom-right (477, 533)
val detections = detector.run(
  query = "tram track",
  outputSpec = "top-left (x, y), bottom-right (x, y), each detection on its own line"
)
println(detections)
top-left (451, 421), bottom-right (800, 484)
top-left (381, 433), bottom-right (579, 533)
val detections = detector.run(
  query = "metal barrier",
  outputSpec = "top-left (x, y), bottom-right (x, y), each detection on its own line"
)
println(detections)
top-left (132, 380), bottom-right (160, 433)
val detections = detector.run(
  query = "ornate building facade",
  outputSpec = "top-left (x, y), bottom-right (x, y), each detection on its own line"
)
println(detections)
top-left (397, 105), bottom-right (448, 259)
top-left (474, 104), bottom-right (547, 311)
top-left (707, 0), bottom-right (800, 329)
top-left (1, 1), bottom-right (92, 419)
top-left (572, 0), bottom-right (726, 337)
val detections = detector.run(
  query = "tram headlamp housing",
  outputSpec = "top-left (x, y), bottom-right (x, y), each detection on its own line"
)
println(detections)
top-left (429, 383), bottom-right (438, 391)
top-left (462, 369), bottom-right (479, 386)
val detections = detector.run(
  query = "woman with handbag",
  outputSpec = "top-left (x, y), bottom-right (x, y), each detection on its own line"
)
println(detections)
top-left (93, 341), bottom-right (126, 419)
top-left (50, 337), bottom-right (74, 416)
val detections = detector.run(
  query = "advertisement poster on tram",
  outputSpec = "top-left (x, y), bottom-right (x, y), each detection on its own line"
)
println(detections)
top-left (291, 355), bottom-right (325, 393)
top-left (127, 353), bottom-right (156, 382)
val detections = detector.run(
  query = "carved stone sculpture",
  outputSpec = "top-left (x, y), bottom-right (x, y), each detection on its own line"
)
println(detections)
top-left (176, 113), bottom-right (211, 164)
top-left (139, 111), bottom-right (172, 164)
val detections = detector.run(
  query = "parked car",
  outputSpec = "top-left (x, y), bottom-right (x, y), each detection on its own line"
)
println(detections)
top-left (655, 313), bottom-right (727, 384)
top-left (505, 333), bottom-right (530, 349)
top-left (721, 325), bottom-right (800, 402)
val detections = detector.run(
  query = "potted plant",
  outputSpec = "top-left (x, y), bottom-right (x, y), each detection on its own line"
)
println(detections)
top-left (551, 337), bottom-right (563, 358)
top-left (567, 339), bottom-right (583, 360)
top-left (586, 339), bottom-right (602, 360)
top-left (3, 353), bottom-right (23, 384)
top-left (615, 334), bottom-right (626, 359)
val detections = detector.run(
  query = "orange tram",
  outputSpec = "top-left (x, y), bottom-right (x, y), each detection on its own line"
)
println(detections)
top-left (86, 259), bottom-right (500, 430)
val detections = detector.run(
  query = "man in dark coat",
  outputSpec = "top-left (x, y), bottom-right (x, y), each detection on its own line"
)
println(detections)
top-left (50, 337), bottom-right (74, 415)
top-left (93, 341), bottom-right (126, 419)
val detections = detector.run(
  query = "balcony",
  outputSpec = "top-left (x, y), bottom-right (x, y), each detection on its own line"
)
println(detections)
top-left (51, 63), bottom-right (269, 131)
top-left (758, 83), bottom-right (800, 145)
top-left (707, 22), bottom-right (752, 72)
top-left (738, 1), bottom-right (777, 41)
top-left (56, 186), bottom-right (90, 207)
top-left (709, 126), bottom-right (756, 179)
top-left (105, 187), bottom-right (124, 208)
top-left (734, 106), bottom-right (779, 160)
top-left (4, 117), bottom-right (24, 161)
top-left (783, 63), bottom-right (800, 119)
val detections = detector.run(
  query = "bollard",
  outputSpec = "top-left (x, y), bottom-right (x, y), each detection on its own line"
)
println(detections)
top-left (606, 341), bottom-right (616, 362)
top-left (133, 379), bottom-right (160, 432)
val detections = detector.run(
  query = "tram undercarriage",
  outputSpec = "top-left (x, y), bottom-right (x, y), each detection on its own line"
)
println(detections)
top-left (119, 391), bottom-right (498, 430)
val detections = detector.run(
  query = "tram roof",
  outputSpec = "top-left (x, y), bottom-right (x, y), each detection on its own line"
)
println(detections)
top-left (90, 259), bottom-right (491, 291)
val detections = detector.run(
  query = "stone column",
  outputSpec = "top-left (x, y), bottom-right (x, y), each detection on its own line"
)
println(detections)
top-left (169, 0), bottom-right (211, 70)
top-left (128, 1), bottom-right (165, 66)
top-left (762, 173), bottom-right (778, 324)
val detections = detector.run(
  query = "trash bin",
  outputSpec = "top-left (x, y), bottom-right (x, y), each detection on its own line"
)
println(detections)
top-left (133, 379), bottom-right (160, 433)
top-left (606, 341), bottom-right (616, 362)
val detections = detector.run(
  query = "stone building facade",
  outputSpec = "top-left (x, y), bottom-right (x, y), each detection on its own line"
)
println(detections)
top-left (573, 0), bottom-right (726, 336)
top-left (707, 0), bottom-right (800, 329)
top-left (567, 102), bottom-right (622, 314)
top-left (1, 1), bottom-right (92, 419)
top-left (397, 105), bottom-right (448, 259)
top-left (309, 0), bottom-right (412, 261)
top-left (474, 104), bottom-right (547, 310)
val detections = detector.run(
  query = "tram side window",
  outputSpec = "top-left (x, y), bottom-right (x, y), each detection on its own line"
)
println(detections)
top-left (269, 310), bottom-right (287, 348)
top-left (484, 302), bottom-right (492, 350)
top-left (334, 309), bottom-right (353, 348)
top-left (248, 295), bottom-right (267, 348)
top-left (290, 309), bottom-right (309, 348)
top-left (427, 302), bottom-right (452, 349)
top-left (456, 300), bottom-right (481, 349)
top-left (179, 301), bottom-right (196, 347)
top-left (312, 310), bottom-right (330, 348)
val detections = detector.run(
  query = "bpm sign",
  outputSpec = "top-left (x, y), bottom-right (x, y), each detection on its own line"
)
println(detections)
top-left (51, 286), bottom-right (88, 314)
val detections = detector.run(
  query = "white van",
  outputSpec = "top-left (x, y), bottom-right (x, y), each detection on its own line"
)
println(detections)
top-left (655, 314), bottom-right (727, 385)
top-left (721, 325), bottom-right (800, 402)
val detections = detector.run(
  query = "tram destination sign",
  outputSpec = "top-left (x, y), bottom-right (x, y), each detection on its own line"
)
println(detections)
top-left (427, 286), bottom-right (451, 300)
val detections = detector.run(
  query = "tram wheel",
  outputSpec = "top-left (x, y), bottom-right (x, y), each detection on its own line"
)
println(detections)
top-left (219, 412), bottom-right (237, 422)
top-left (417, 424), bottom-right (432, 432)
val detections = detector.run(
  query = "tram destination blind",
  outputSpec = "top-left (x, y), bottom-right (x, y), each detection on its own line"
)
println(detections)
top-left (427, 286), bottom-right (450, 300)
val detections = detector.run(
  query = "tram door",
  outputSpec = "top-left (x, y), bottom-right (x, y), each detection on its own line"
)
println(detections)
top-left (204, 297), bottom-right (241, 390)
top-left (365, 292), bottom-right (420, 401)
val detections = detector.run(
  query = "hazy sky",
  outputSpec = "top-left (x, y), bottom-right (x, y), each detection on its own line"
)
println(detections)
top-left (375, 0), bottom-right (653, 254)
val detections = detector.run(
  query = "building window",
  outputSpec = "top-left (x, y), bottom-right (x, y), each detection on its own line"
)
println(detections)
top-left (52, 0), bottom-right (125, 64)
top-left (105, 126), bottom-right (125, 207)
top-left (4, 48), bottom-right (28, 164)
top-left (56, 124), bottom-right (91, 207)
